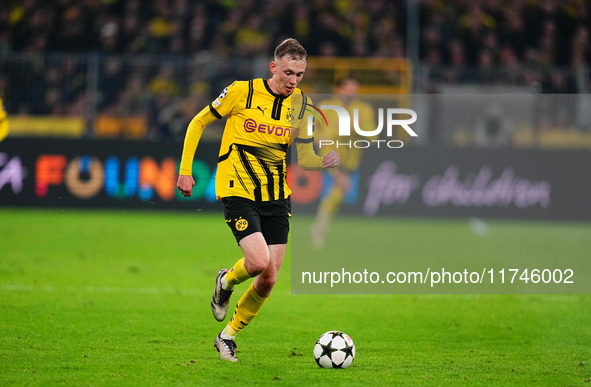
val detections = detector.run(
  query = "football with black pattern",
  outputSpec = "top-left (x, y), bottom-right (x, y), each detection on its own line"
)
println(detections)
top-left (313, 330), bottom-right (355, 368)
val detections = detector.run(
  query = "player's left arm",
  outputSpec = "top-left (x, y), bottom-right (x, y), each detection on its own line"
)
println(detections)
top-left (294, 95), bottom-right (339, 170)
top-left (296, 139), bottom-right (339, 170)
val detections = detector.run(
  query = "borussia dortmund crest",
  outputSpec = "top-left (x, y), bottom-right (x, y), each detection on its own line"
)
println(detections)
top-left (235, 218), bottom-right (248, 231)
top-left (285, 107), bottom-right (294, 123)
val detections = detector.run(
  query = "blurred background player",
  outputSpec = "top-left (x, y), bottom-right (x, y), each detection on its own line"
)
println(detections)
top-left (310, 78), bottom-right (375, 249)
top-left (0, 98), bottom-right (9, 142)
top-left (176, 38), bottom-right (339, 362)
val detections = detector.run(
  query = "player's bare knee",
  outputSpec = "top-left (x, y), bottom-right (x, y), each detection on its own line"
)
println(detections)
top-left (245, 251), bottom-right (271, 276)
top-left (246, 261), bottom-right (268, 276)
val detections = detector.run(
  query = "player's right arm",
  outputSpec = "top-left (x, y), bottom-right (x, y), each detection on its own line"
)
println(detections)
top-left (177, 82), bottom-right (243, 197)
top-left (177, 106), bottom-right (218, 197)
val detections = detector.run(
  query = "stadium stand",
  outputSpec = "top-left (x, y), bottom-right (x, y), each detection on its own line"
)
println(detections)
top-left (0, 0), bottom-right (589, 143)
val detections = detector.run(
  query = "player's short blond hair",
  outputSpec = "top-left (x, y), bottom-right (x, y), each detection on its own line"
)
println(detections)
top-left (274, 38), bottom-right (307, 62)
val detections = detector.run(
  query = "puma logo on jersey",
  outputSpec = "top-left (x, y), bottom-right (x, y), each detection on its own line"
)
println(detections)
top-left (257, 106), bottom-right (267, 116)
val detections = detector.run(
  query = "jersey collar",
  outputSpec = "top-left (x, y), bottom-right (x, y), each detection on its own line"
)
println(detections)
top-left (264, 79), bottom-right (289, 99)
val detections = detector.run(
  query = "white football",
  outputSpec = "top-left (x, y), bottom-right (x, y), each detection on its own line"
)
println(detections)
top-left (313, 330), bottom-right (355, 368)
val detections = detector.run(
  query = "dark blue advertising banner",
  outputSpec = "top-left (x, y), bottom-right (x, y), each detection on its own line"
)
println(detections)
top-left (291, 146), bottom-right (591, 221)
top-left (1, 138), bottom-right (590, 221)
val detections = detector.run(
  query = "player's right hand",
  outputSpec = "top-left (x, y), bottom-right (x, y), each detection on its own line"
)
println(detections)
top-left (177, 175), bottom-right (195, 197)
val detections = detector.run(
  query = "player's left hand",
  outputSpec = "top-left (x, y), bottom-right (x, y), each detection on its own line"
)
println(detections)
top-left (322, 151), bottom-right (340, 168)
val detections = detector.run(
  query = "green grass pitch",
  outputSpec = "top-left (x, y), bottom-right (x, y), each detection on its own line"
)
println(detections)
top-left (1, 208), bottom-right (590, 386)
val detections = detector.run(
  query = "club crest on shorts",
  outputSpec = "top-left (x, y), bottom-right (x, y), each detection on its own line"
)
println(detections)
top-left (235, 218), bottom-right (248, 231)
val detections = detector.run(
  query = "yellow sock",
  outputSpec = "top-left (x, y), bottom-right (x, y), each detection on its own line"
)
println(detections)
top-left (223, 324), bottom-right (239, 337)
top-left (227, 283), bottom-right (267, 335)
top-left (225, 257), bottom-right (251, 288)
top-left (320, 187), bottom-right (344, 217)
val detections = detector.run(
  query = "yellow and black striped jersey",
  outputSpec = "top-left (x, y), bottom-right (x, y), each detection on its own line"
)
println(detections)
top-left (179, 78), bottom-right (323, 202)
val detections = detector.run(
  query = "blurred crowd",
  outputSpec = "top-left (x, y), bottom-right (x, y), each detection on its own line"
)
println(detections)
top-left (0, 0), bottom-right (590, 139)
top-left (2, 0), bottom-right (589, 64)
top-left (421, 0), bottom-right (589, 68)
top-left (421, 0), bottom-right (589, 87)
top-left (1, 0), bottom-right (406, 57)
